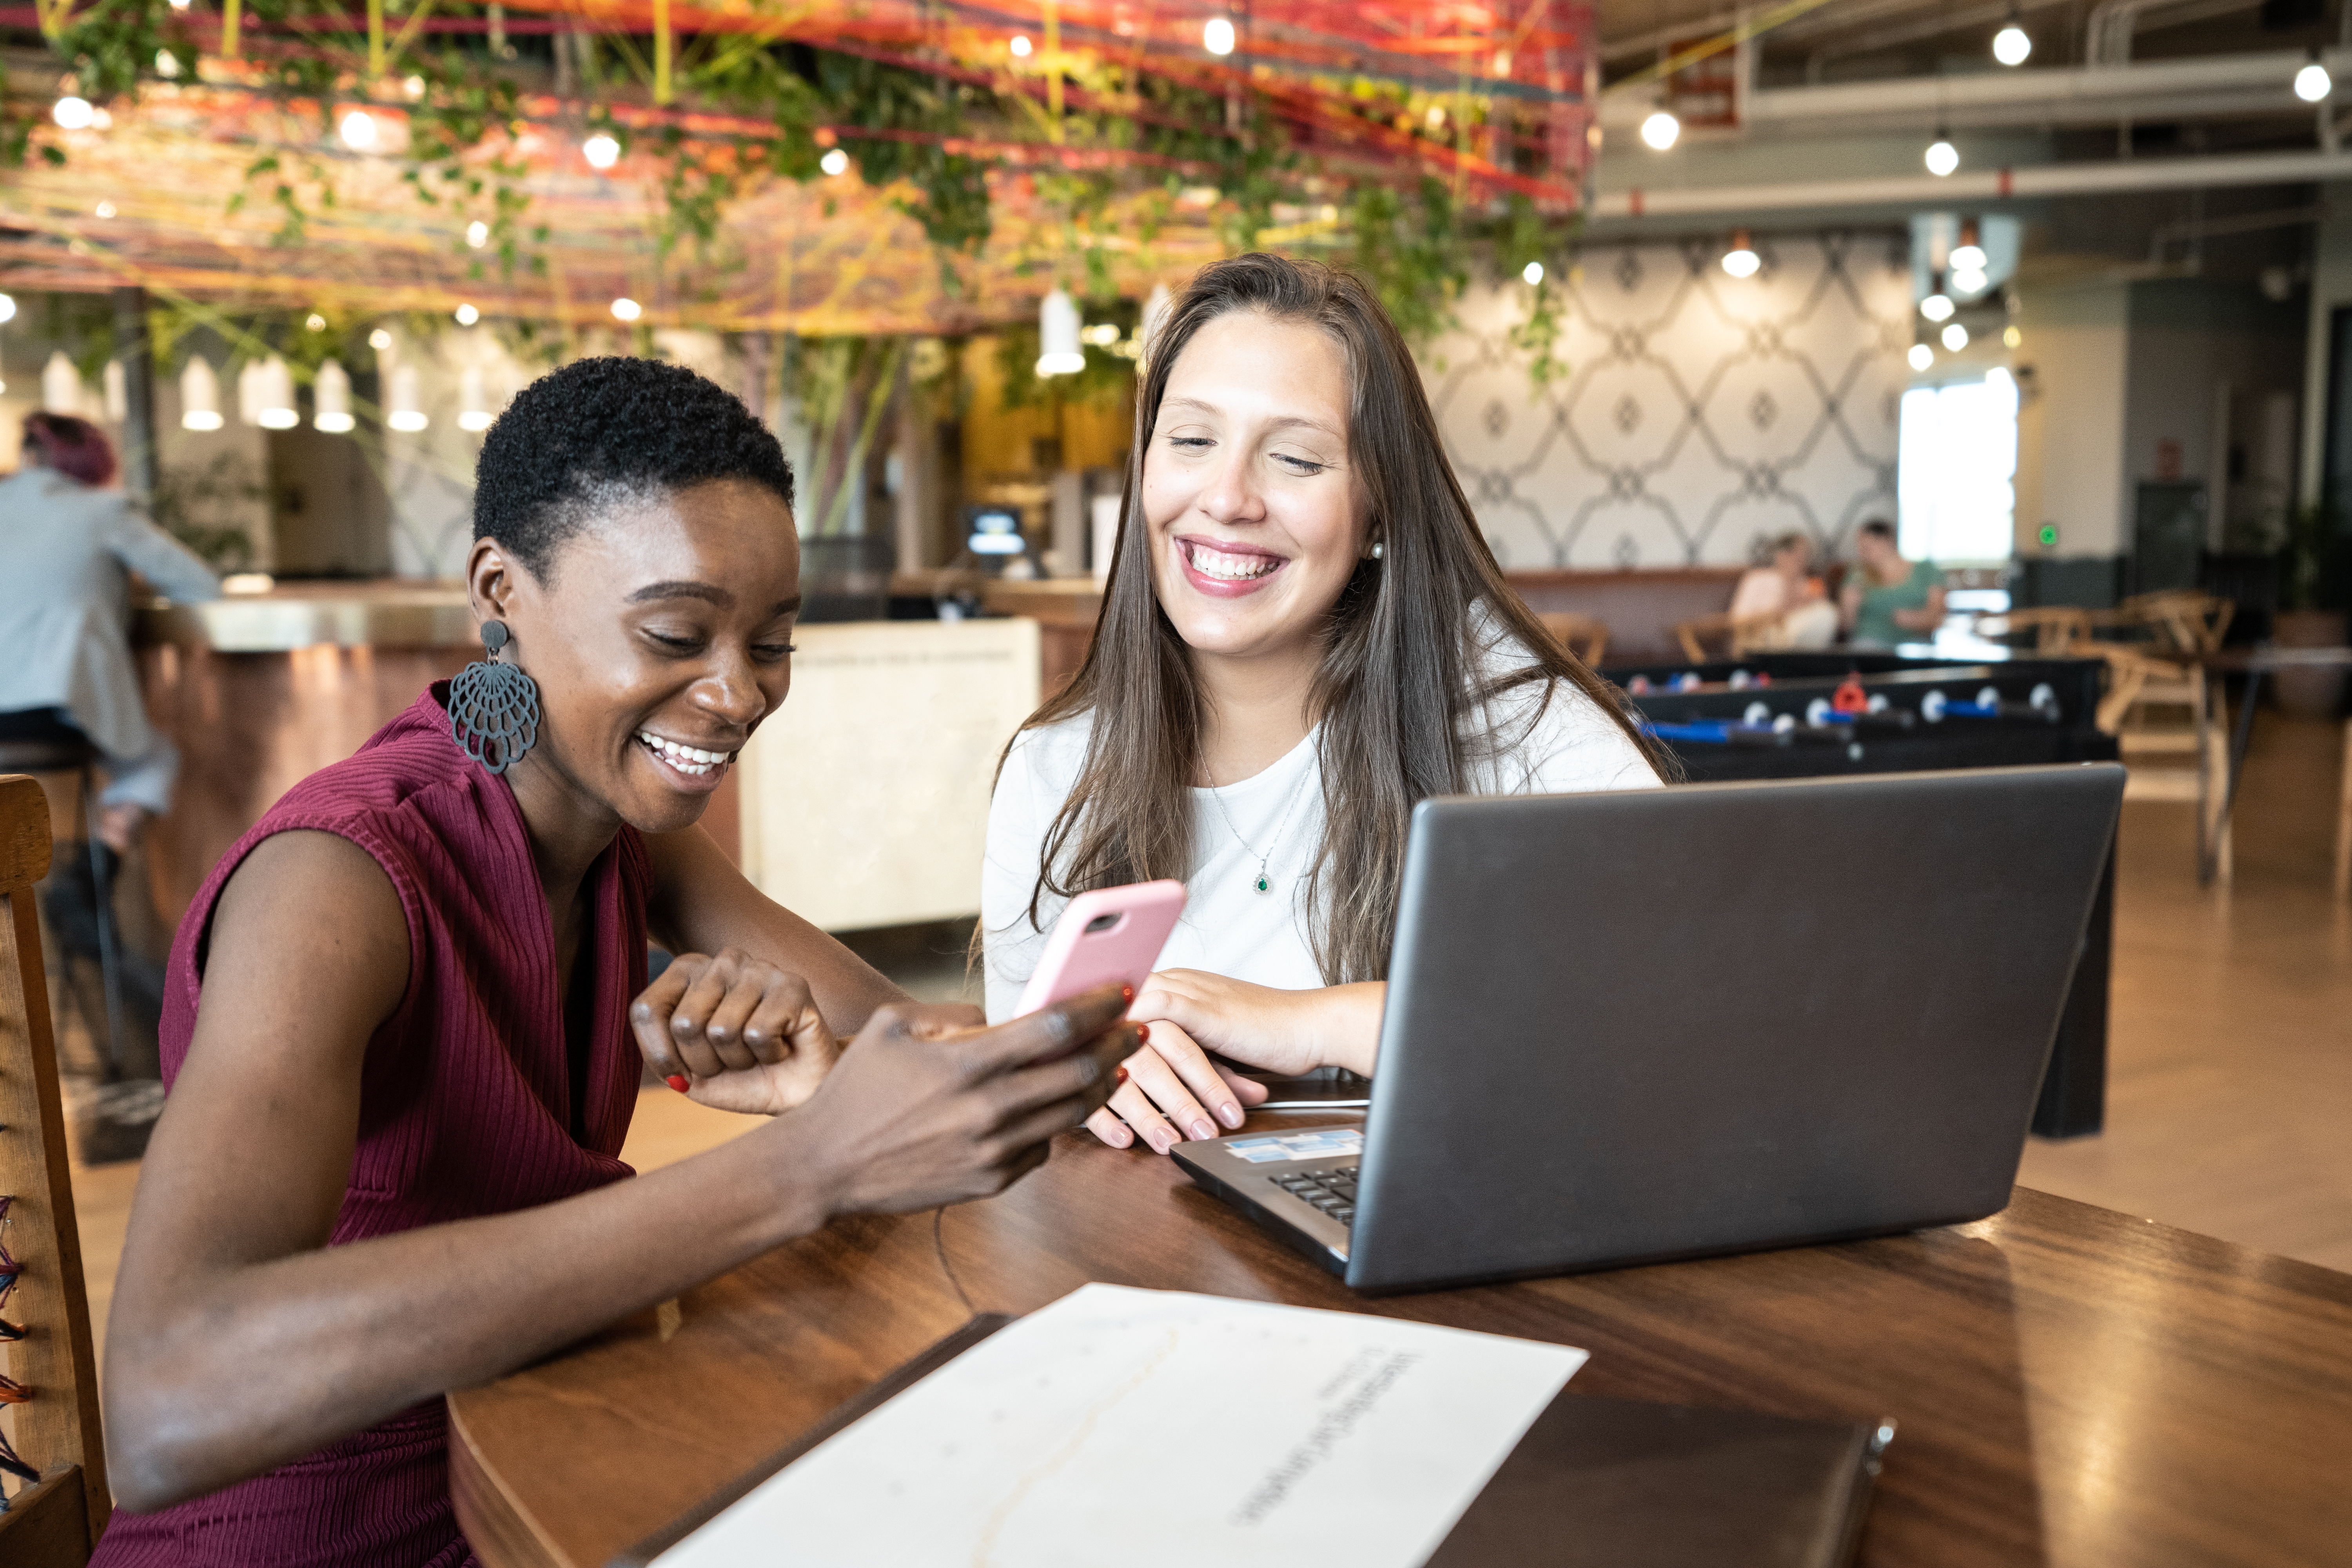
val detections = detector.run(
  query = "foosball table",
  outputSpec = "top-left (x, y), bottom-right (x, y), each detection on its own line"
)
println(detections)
top-left (1611, 650), bottom-right (2118, 1138)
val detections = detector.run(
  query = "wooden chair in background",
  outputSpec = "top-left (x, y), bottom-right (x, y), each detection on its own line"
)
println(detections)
top-left (2088, 594), bottom-right (2237, 884)
top-left (1671, 611), bottom-right (1783, 664)
top-left (1972, 605), bottom-right (2093, 655)
top-left (0, 775), bottom-right (110, 1561)
top-left (1535, 612), bottom-right (1609, 666)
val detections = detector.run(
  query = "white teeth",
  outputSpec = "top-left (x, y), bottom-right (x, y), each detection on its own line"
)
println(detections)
top-left (638, 731), bottom-right (731, 775)
top-left (1189, 543), bottom-right (1279, 581)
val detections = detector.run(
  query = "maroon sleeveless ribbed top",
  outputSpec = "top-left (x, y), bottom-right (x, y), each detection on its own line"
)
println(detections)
top-left (91, 684), bottom-right (650, 1568)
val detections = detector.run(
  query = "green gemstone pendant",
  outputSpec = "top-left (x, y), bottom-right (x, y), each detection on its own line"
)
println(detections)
top-left (1252, 872), bottom-right (1272, 894)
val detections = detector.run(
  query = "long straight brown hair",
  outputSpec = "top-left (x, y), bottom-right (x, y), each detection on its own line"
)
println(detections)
top-left (1007, 253), bottom-right (1664, 984)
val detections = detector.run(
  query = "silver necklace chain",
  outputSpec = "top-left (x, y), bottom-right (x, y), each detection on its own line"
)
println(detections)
top-left (1203, 757), bottom-right (1312, 895)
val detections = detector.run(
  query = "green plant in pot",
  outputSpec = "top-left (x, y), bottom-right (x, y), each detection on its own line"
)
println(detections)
top-left (2272, 501), bottom-right (2349, 719)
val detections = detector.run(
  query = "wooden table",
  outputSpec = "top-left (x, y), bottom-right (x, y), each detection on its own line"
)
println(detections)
top-left (449, 1123), bottom-right (2352, 1568)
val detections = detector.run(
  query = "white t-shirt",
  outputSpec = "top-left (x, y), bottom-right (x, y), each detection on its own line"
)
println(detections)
top-left (980, 620), bottom-right (1661, 1021)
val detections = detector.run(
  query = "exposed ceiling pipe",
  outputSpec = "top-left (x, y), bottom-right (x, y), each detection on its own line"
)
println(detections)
top-left (1591, 146), bottom-right (2352, 219)
top-left (1598, 47), bottom-right (2346, 132)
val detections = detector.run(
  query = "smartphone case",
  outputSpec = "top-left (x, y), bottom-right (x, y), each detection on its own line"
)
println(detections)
top-left (1012, 879), bottom-right (1187, 1016)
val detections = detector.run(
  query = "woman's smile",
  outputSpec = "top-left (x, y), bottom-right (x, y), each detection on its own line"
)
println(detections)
top-left (1176, 534), bottom-right (1290, 596)
top-left (635, 728), bottom-right (740, 791)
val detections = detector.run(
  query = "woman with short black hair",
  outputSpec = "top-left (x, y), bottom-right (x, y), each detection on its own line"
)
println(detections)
top-left (93, 358), bottom-right (1136, 1566)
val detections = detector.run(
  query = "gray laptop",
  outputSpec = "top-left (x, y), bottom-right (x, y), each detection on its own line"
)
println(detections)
top-left (1172, 764), bottom-right (2125, 1294)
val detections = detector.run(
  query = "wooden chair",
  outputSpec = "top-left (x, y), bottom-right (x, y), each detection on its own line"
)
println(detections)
top-left (1535, 612), bottom-right (1609, 666)
top-left (1972, 606), bottom-right (2092, 655)
top-left (2097, 647), bottom-right (2233, 883)
top-left (1673, 611), bottom-right (1782, 664)
top-left (0, 775), bottom-right (110, 1558)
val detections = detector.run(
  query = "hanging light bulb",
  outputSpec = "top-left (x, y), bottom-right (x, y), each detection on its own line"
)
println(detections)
top-left (1721, 230), bottom-right (1760, 279)
top-left (454, 302), bottom-right (479, 326)
top-left (1523, 260), bottom-right (1546, 285)
top-left (1036, 288), bottom-right (1085, 377)
top-left (1951, 220), bottom-right (1987, 274)
top-left (457, 365), bottom-right (494, 432)
top-left (103, 359), bottom-right (128, 422)
top-left (611, 297), bottom-right (642, 321)
top-left (42, 352), bottom-right (84, 414)
top-left (1992, 8), bottom-right (2031, 67)
top-left (1641, 109), bottom-right (1680, 150)
top-left (256, 356), bottom-right (299, 428)
top-left (52, 96), bottom-right (93, 130)
top-left (583, 132), bottom-right (621, 169)
top-left (1908, 343), bottom-right (1935, 372)
top-left (1941, 323), bottom-right (1971, 352)
top-left (314, 359), bottom-right (355, 432)
top-left (369, 327), bottom-right (394, 352)
top-left (0, 292), bottom-right (15, 323)
top-left (819, 147), bottom-right (850, 176)
top-left (339, 109), bottom-right (378, 151)
top-left (2295, 51), bottom-right (2332, 103)
top-left (156, 47), bottom-right (181, 76)
top-left (1009, 33), bottom-right (1033, 57)
top-left (1921, 270), bottom-right (1955, 320)
top-left (1953, 266), bottom-right (1989, 296)
top-left (466, 220), bottom-right (489, 249)
top-left (180, 356), bottom-right (223, 430)
top-left (1925, 132), bottom-right (1960, 176)
top-left (1204, 17), bottom-right (1237, 56)
top-left (386, 363), bottom-right (428, 432)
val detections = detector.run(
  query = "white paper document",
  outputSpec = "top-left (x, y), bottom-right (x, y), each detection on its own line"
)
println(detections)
top-left (655, 1283), bottom-right (1586, 1568)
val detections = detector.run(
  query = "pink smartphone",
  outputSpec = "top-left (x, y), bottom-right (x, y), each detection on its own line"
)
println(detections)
top-left (1013, 879), bottom-right (1187, 1018)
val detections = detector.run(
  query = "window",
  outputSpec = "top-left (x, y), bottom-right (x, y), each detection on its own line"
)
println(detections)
top-left (1897, 372), bottom-right (2018, 563)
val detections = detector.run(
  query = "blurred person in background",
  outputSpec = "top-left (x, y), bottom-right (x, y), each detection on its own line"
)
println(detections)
top-left (0, 411), bottom-right (220, 1155)
top-left (1728, 530), bottom-right (1838, 653)
top-left (1841, 519), bottom-right (1945, 650)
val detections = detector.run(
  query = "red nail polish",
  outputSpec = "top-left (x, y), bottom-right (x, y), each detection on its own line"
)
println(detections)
top-left (1121, 984), bottom-right (1136, 1004)
top-left (666, 1074), bottom-right (689, 1093)
top-left (1135, 1022), bottom-right (1151, 1045)
top-left (1115, 1066), bottom-right (1129, 1085)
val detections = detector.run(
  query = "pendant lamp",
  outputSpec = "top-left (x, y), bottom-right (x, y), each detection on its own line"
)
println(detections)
top-left (180, 356), bottom-right (224, 430)
top-left (457, 363), bottom-right (493, 432)
top-left (1036, 289), bottom-right (1084, 377)
top-left (255, 356), bottom-right (299, 429)
top-left (42, 350), bottom-right (83, 414)
top-left (236, 358), bottom-right (263, 426)
top-left (314, 359), bottom-right (355, 432)
top-left (386, 363), bottom-right (428, 432)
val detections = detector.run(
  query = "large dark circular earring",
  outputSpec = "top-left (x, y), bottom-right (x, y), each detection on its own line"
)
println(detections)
top-left (447, 619), bottom-right (542, 775)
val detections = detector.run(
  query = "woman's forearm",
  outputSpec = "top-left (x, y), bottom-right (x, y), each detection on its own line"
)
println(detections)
top-left (1317, 981), bottom-right (1387, 1077)
top-left (106, 1118), bottom-right (837, 1512)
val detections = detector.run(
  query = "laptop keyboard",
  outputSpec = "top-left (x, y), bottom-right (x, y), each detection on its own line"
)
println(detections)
top-left (1272, 1164), bottom-right (1359, 1228)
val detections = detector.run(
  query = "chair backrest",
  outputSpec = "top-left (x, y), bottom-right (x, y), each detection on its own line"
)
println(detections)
top-left (1673, 611), bottom-right (1784, 664)
top-left (1535, 612), bottom-right (1609, 666)
top-left (1973, 606), bottom-right (2090, 655)
top-left (0, 775), bottom-right (109, 1559)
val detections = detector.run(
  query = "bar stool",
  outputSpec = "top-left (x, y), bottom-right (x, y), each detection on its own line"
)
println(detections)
top-left (0, 733), bottom-right (129, 1080)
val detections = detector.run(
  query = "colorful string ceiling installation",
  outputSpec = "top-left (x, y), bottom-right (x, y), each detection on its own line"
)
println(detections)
top-left (0, 2), bottom-right (1595, 331)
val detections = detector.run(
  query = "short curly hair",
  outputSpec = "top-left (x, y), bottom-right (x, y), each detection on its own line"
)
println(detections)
top-left (473, 356), bottom-right (794, 579)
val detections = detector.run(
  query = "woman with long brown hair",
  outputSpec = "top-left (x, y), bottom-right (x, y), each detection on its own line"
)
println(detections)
top-left (982, 254), bottom-right (1666, 1155)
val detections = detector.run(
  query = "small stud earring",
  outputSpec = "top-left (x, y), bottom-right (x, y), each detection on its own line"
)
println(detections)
top-left (1370, 540), bottom-right (1385, 560)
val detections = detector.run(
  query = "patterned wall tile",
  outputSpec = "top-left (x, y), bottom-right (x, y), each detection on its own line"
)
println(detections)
top-left (1428, 231), bottom-right (1912, 569)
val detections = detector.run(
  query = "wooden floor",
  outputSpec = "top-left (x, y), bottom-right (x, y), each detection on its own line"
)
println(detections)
top-left (60, 713), bottom-right (2352, 1379)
